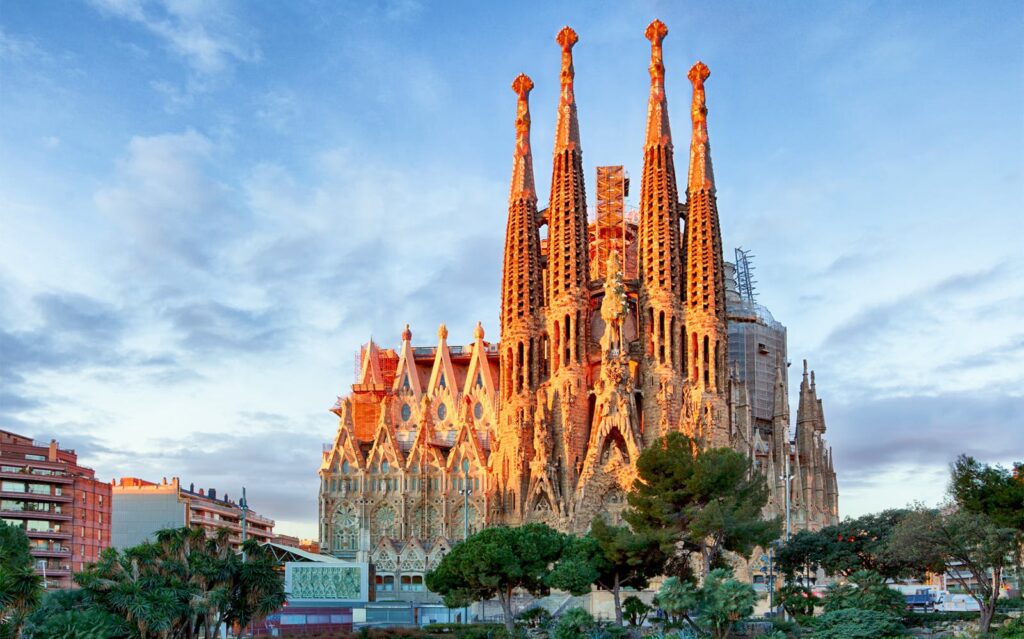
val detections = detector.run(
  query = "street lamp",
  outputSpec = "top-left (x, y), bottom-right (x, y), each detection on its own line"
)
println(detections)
top-left (458, 458), bottom-right (473, 623)
top-left (780, 453), bottom-right (793, 542)
top-left (240, 486), bottom-right (249, 562)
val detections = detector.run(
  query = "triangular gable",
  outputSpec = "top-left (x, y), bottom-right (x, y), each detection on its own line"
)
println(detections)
top-left (398, 538), bottom-right (427, 572)
top-left (426, 538), bottom-right (451, 569)
top-left (322, 399), bottom-right (365, 471)
top-left (427, 323), bottom-right (459, 404)
top-left (406, 398), bottom-right (445, 471)
top-left (358, 340), bottom-right (384, 386)
top-left (393, 325), bottom-right (424, 399)
top-left (371, 537), bottom-right (400, 572)
top-left (461, 322), bottom-right (497, 402)
top-left (445, 417), bottom-right (487, 474)
top-left (366, 399), bottom-right (405, 467)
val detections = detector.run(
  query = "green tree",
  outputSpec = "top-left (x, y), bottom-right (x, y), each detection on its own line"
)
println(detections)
top-left (776, 509), bottom-right (915, 580)
top-left (425, 523), bottom-right (571, 635)
top-left (820, 570), bottom-right (905, 616)
top-left (0, 521), bottom-right (43, 639)
top-left (621, 596), bottom-right (651, 629)
top-left (625, 432), bottom-right (780, 578)
top-left (778, 583), bottom-right (816, 618)
top-left (66, 527), bottom-right (284, 639)
top-left (950, 455), bottom-right (1024, 531)
top-left (656, 569), bottom-right (755, 639)
top-left (548, 518), bottom-right (665, 627)
top-left (890, 508), bottom-right (1016, 633)
top-left (25, 589), bottom-right (127, 639)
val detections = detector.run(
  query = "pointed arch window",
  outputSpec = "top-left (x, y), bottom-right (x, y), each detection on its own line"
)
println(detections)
top-left (333, 502), bottom-right (359, 551)
top-left (476, 373), bottom-right (483, 388)
top-left (342, 460), bottom-right (350, 474)
top-left (402, 375), bottom-right (410, 390)
top-left (474, 402), bottom-right (483, 420)
top-left (438, 374), bottom-right (446, 389)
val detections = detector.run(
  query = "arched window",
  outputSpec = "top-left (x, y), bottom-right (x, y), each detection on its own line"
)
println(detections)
top-left (371, 506), bottom-right (399, 541)
top-left (401, 403), bottom-right (411, 421)
top-left (333, 502), bottom-right (359, 551)
top-left (341, 460), bottom-right (350, 474)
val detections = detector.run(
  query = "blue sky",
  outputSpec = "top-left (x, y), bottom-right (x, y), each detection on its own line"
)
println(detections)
top-left (1, 1), bottom-right (1021, 538)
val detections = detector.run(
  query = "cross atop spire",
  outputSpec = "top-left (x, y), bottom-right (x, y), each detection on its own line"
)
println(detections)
top-left (687, 61), bottom-right (715, 193)
top-left (510, 73), bottom-right (536, 201)
top-left (554, 26), bottom-right (581, 151)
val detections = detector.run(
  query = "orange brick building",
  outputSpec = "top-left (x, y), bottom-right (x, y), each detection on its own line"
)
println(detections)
top-left (0, 430), bottom-right (111, 589)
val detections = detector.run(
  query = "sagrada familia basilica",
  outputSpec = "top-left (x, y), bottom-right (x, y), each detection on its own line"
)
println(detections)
top-left (319, 21), bottom-right (839, 587)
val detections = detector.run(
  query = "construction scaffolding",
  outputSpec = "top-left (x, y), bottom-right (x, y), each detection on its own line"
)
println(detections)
top-left (734, 247), bottom-right (758, 305)
top-left (590, 166), bottom-right (638, 280)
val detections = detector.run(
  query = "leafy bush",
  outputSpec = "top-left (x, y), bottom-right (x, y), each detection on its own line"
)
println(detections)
top-left (821, 570), bottom-right (906, 616)
top-left (769, 616), bottom-right (801, 638)
top-left (25, 589), bottom-right (127, 639)
top-left (422, 623), bottom-right (514, 638)
top-left (552, 608), bottom-right (595, 639)
top-left (997, 596), bottom-right (1024, 611)
top-left (808, 608), bottom-right (905, 639)
top-left (622, 596), bottom-right (651, 627)
top-left (516, 607), bottom-right (551, 628)
top-left (779, 584), bottom-right (817, 617)
top-left (994, 615), bottom-right (1024, 639)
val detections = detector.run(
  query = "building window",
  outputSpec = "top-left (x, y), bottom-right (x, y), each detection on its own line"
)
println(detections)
top-left (401, 404), bottom-right (411, 421)
top-left (437, 403), bottom-right (447, 420)
top-left (342, 460), bottom-right (350, 474)
top-left (333, 503), bottom-right (359, 551)
top-left (25, 455), bottom-right (45, 461)
top-left (375, 575), bottom-right (394, 593)
top-left (474, 402), bottom-right (483, 420)
top-left (401, 575), bottom-right (425, 592)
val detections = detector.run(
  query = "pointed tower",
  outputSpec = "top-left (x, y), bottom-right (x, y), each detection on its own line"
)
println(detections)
top-left (637, 19), bottom-right (686, 444)
top-left (544, 26), bottom-right (592, 511)
top-left (682, 61), bottom-right (730, 446)
top-left (496, 73), bottom-right (545, 520)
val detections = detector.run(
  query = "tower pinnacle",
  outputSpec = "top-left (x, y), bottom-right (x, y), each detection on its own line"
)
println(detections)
top-left (554, 26), bottom-right (581, 151)
top-left (510, 73), bottom-right (536, 201)
top-left (644, 19), bottom-right (672, 148)
top-left (687, 61), bottom-right (715, 193)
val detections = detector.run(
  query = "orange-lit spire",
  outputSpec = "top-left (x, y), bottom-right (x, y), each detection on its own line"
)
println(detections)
top-left (638, 20), bottom-right (684, 397)
top-left (687, 61), bottom-right (715, 193)
top-left (644, 19), bottom-right (672, 148)
top-left (547, 25), bottom-right (589, 304)
top-left (553, 26), bottom-right (581, 152)
top-left (509, 73), bottom-right (536, 201)
top-left (500, 74), bottom-right (544, 393)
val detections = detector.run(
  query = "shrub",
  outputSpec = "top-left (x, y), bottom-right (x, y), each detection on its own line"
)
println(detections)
top-left (821, 570), bottom-right (905, 616)
top-left (622, 596), bottom-right (651, 627)
top-left (769, 616), bottom-right (801, 638)
top-left (552, 608), bottom-right (595, 639)
top-left (779, 584), bottom-right (817, 617)
top-left (516, 607), bottom-right (551, 628)
top-left (808, 608), bottom-right (905, 639)
top-left (995, 615), bottom-right (1024, 639)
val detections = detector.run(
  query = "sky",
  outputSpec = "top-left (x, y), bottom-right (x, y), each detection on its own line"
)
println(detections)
top-left (1, 1), bottom-right (1022, 539)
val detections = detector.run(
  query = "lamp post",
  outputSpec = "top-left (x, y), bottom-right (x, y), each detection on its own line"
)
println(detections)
top-left (458, 458), bottom-right (473, 623)
top-left (779, 456), bottom-right (794, 617)
top-left (239, 486), bottom-right (249, 562)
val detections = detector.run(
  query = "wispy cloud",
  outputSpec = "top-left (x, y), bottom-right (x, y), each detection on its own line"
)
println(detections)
top-left (88, 0), bottom-right (259, 74)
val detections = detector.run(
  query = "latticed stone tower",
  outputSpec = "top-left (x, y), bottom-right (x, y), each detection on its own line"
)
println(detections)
top-left (682, 61), bottom-right (731, 447)
top-left (493, 73), bottom-right (544, 519)
top-left (637, 19), bottom-right (686, 446)
top-left (542, 26), bottom-right (592, 515)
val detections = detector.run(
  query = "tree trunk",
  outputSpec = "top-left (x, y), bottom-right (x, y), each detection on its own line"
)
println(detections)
top-left (500, 587), bottom-right (515, 635)
top-left (612, 573), bottom-right (623, 627)
top-left (978, 566), bottom-right (1001, 634)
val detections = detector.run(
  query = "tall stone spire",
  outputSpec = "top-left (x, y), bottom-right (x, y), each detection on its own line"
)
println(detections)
top-left (497, 73), bottom-right (544, 518)
top-left (682, 60), bottom-right (729, 446)
top-left (637, 20), bottom-right (685, 443)
top-left (545, 25), bottom-right (591, 511)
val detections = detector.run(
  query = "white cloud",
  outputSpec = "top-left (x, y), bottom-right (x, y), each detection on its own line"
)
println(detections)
top-left (89, 0), bottom-right (259, 74)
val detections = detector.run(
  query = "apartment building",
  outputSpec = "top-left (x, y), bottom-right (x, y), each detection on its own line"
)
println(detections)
top-left (112, 476), bottom-right (274, 550)
top-left (0, 430), bottom-right (111, 589)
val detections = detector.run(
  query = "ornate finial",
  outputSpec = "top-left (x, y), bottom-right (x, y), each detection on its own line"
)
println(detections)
top-left (553, 26), bottom-right (581, 151)
top-left (438, 323), bottom-right (448, 340)
top-left (802, 359), bottom-right (808, 378)
top-left (688, 61), bottom-right (710, 127)
top-left (510, 74), bottom-right (536, 200)
top-left (401, 324), bottom-right (412, 342)
top-left (474, 321), bottom-right (485, 340)
top-left (645, 20), bottom-right (668, 82)
top-left (687, 61), bottom-right (715, 192)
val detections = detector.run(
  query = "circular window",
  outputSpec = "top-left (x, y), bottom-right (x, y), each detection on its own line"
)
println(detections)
top-left (381, 460), bottom-right (390, 474)
top-left (401, 403), bottom-right (411, 421)
top-left (473, 402), bottom-right (483, 420)
top-left (341, 460), bottom-right (350, 474)
top-left (437, 403), bottom-right (447, 420)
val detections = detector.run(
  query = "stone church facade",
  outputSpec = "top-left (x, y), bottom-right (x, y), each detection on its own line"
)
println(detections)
top-left (318, 21), bottom-right (838, 593)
